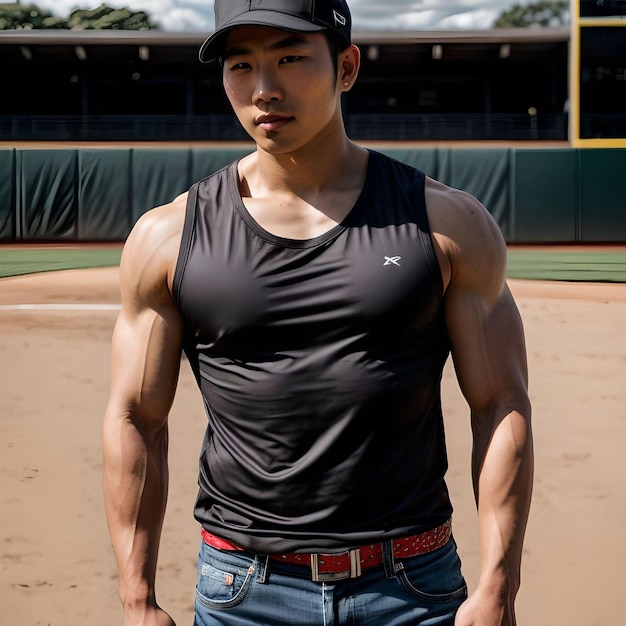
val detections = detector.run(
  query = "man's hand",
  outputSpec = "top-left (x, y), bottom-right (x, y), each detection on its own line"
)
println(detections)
top-left (454, 588), bottom-right (516, 626)
top-left (123, 604), bottom-right (176, 626)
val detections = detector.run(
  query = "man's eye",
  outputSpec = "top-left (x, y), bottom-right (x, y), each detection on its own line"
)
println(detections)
top-left (229, 62), bottom-right (250, 71)
top-left (279, 56), bottom-right (301, 65)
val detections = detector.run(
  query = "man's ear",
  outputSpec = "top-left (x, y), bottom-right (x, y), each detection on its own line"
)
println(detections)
top-left (339, 44), bottom-right (361, 91)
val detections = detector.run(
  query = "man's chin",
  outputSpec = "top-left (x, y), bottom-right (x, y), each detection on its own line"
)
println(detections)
top-left (253, 134), bottom-right (304, 156)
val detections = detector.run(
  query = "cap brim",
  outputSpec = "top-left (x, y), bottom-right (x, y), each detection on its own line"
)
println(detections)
top-left (199, 10), bottom-right (324, 63)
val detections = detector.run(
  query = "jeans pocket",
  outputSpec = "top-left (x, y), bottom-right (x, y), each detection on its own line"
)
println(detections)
top-left (394, 539), bottom-right (468, 604)
top-left (195, 543), bottom-right (257, 610)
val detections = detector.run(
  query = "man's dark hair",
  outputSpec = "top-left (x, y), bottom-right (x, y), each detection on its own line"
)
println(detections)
top-left (324, 30), bottom-right (350, 84)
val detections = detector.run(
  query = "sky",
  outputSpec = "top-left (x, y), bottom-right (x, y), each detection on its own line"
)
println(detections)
top-left (32, 1), bottom-right (534, 32)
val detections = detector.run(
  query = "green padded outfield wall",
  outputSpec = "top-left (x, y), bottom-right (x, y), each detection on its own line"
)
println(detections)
top-left (579, 149), bottom-right (626, 242)
top-left (78, 150), bottom-right (132, 241)
top-left (0, 150), bottom-right (15, 239)
top-left (0, 146), bottom-right (624, 243)
top-left (19, 150), bottom-right (78, 240)
top-left (512, 149), bottom-right (578, 242)
top-left (189, 147), bottom-right (254, 187)
top-left (131, 148), bottom-right (194, 222)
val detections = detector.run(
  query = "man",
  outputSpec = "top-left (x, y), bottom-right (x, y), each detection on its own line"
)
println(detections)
top-left (102, 1), bottom-right (533, 624)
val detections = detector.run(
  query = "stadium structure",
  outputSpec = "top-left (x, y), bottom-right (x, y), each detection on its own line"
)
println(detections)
top-left (1, 7), bottom-right (624, 244)
top-left (1, 27), bottom-right (573, 143)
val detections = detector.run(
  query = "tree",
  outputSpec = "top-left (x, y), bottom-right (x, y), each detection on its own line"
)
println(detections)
top-left (0, 2), bottom-right (158, 30)
top-left (0, 3), bottom-right (62, 29)
top-left (67, 4), bottom-right (158, 30)
top-left (493, 0), bottom-right (569, 28)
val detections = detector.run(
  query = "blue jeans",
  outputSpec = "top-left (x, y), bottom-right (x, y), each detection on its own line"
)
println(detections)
top-left (194, 536), bottom-right (467, 625)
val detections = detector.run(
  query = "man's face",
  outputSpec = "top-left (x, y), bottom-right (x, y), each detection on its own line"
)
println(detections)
top-left (221, 26), bottom-right (342, 155)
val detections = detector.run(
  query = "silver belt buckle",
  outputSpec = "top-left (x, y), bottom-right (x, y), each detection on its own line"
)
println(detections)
top-left (310, 549), bottom-right (362, 582)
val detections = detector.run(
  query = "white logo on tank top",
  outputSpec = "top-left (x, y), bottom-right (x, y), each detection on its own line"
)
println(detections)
top-left (383, 256), bottom-right (402, 266)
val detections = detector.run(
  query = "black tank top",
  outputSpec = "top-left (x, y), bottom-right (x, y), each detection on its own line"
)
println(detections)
top-left (173, 150), bottom-right (453, 553)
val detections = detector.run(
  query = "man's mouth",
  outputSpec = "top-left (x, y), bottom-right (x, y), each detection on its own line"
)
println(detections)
top-left (254, 113), bottom-right (293, 132)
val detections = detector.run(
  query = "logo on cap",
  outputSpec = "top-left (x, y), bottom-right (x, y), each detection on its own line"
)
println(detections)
top-left (333, 10), bottom-right (346, 27)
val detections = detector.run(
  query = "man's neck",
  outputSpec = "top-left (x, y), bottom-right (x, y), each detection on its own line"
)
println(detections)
top-left (236, 132), bottom-right (370, 240)
top-left (246, 131), bottom-right (366, 198)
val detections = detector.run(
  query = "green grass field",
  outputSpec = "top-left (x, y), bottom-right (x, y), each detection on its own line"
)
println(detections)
top-left (505, 248), bottom-right (626, 282)
top-left (1, 246), bottom-right (626, 282)
top-left (0, 247), bottom-right (123, 278)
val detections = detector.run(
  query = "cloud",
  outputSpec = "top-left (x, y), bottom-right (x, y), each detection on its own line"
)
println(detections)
top-left (347, 0), bottom-right (524, 30)
top-left (34, 0), bottom-right (213, 31)
top-left (31, 0), bottom-right (531, 32)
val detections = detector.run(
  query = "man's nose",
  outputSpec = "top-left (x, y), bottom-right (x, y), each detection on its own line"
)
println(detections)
top-left (253, 69), bottom-right (284, 105)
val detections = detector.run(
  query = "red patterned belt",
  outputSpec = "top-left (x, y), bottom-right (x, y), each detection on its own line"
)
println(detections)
top-left (201, 519), bottom-right (452, 582)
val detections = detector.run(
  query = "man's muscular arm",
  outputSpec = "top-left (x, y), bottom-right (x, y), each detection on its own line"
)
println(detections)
top-left (102, 199), bottom-right (186, 625)
top-left (429, 181), bottom-right (534, 626)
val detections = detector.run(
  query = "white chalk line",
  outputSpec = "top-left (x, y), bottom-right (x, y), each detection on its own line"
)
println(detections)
top-left (0, 303), bottom-right (121, 311)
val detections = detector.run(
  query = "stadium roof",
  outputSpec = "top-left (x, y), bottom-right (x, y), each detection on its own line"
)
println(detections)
top-left (0, 26), bottom-right (570, 46)
top-left (0, 27), bottom-right (571, 67)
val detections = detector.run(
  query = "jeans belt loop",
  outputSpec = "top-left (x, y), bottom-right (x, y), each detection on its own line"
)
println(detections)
top-left (310, 548), bottom-right (362, 582)
top-left (382, 539), bottom-right (402, 580)
top-left (257, 554), bottom-right (270, 584)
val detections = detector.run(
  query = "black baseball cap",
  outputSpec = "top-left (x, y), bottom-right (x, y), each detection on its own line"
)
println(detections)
top-left (199, 0), bottom-right (352, 64)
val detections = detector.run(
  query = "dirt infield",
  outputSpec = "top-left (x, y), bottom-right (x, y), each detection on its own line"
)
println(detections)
top-left (1, 267), bottom-right (626, 625)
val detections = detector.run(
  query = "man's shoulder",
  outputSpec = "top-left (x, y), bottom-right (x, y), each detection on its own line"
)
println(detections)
top-left (121, 195), bottom-right (188, 284)
top-left (131, 194), bottom-right (188, 243)
top-left (425, 177), bottom-right (498, 239)
top-left (425, 177), bottom-right (506, 285)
